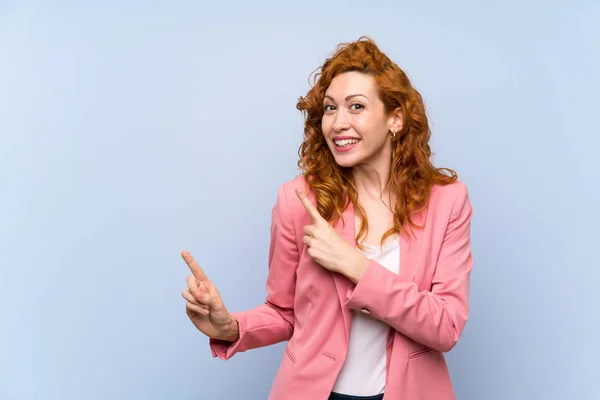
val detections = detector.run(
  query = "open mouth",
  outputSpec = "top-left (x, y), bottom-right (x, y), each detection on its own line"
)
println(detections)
top-left (333, 138), bottom-right (360, 147)
top-left (332, 138), bottom-right (361, 153)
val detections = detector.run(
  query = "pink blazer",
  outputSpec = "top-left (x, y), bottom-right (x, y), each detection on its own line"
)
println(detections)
top-left (210, 175), bottom-right (473, 400)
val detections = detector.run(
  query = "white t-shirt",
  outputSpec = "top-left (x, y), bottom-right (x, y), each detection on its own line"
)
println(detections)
top-left (332, 238), bottom-right (400, 396)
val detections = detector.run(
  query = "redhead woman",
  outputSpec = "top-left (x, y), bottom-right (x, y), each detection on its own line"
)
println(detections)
top-left (181, 37), bottom-right (473, 400)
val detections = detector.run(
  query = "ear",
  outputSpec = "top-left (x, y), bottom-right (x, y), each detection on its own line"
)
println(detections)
top-left (388, 107), bottom-right (403, 133)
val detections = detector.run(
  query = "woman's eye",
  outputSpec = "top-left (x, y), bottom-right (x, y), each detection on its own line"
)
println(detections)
top-left (323, 104), bottom-right (363, 112)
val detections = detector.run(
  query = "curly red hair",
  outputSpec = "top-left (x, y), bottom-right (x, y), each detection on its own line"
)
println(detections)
top-left (296, 37), bottom-right (457, 247)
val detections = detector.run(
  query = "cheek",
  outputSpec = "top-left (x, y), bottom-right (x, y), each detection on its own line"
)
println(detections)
top-left (356, 116), bottom-right (387, 140)
top-left (353, 116), bottom-right (375, 137)
top-left (321, 117), bottom-right (332, 133)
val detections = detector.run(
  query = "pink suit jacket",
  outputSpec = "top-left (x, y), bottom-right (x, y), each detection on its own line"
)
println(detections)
top-left (210, 175), bottom-right (473, 400)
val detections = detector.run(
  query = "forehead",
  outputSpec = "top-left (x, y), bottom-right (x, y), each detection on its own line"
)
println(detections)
top-left (324, 71), bottom-right (378, 99)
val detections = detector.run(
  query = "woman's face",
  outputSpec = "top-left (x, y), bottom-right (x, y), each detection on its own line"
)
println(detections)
top-left (321, 71), bottom-right (398, 169)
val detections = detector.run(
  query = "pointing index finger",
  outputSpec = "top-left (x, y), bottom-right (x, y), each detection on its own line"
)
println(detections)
top-left (181, 250), bottom-right (208, 282)
top-left (295, 188), bottom-right (323, 223)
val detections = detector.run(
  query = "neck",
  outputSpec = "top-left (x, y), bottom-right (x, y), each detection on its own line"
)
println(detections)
top-left (351, 158), bottom-right (391, 201)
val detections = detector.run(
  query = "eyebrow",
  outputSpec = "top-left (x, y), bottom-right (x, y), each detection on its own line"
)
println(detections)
top-left (323, 94), bottom-right (369, 102)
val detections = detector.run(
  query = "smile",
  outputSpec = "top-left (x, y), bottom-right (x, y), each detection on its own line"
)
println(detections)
top-left (333, 139), bottom-right (360, 146)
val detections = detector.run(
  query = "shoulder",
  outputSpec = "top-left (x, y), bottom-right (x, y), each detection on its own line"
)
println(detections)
top-left (279, 174), bottom-right (309, 195)
top-left (429, 180), bottom-right (472, 218)
top-left (273, 175), bottom-right (311, 219)
top-left (430, 180), bottom-right (469, 203)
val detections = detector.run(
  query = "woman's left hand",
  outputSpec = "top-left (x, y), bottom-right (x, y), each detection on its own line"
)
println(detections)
top-left (296, 188), bottom-right (369, 283)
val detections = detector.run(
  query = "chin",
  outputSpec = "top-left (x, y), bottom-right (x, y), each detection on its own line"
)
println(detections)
top-left (332, 154), bottom-right (359, 168)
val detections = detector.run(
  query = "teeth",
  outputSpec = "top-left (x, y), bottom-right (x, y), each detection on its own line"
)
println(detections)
top-left (334, 139), bottom-right (360, 146)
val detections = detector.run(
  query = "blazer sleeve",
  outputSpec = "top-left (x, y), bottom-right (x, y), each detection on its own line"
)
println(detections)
top-left (344, 183), bottom-right (473, 352)
top-left (210, 184), bottom-right (299, 360)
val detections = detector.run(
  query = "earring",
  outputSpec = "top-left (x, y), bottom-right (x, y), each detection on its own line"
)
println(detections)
top-left (390, 129), bottom-right (397, 140)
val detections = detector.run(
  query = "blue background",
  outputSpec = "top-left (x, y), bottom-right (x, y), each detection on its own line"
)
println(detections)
top-left (1, 1), bottom-right (598, 399)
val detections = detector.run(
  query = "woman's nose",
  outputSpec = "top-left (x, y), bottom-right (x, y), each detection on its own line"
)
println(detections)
top-left (332, 110), bottom-right (351, 131)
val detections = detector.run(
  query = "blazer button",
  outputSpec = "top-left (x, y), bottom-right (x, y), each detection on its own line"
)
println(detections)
top-left (360, 308), bottom-right (370, 314)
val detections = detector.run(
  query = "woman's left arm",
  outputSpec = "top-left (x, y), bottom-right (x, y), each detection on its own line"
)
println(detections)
top-left (345, 184), bottom-right (473, 353)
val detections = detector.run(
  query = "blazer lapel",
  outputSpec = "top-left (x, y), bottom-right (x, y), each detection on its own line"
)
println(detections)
top-left (331, 201), bottom-right (356, 344)
top-left (398, 209), bottom-right (426, 282)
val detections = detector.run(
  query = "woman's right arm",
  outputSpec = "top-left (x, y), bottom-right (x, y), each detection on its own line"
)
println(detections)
top-left (210, 184), bottom-right (300, 360)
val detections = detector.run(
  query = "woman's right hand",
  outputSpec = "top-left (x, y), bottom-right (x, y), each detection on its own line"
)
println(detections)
top-left (181, 250), bottom-right (239, 342)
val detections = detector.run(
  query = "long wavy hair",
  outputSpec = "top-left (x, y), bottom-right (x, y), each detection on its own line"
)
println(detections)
top-left (296, 37), bottom-right (457, 248)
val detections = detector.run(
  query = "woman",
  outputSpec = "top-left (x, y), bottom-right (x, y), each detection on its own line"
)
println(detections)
top-left (181, 37), bottom-right (473, 400)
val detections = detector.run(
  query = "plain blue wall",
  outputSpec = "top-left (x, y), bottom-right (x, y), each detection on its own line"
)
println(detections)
top-left (1, 1), bottom-right (598, 399)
